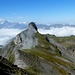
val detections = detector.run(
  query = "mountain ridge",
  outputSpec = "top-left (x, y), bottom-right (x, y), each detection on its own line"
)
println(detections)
top-left (1, 22), bottom-right (75, 75)
top-left (0, 20), bottom-right (75, 29)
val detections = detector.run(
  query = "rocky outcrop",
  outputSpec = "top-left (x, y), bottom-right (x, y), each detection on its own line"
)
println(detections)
top-left (1, 22), bottom-right (39, 69)
top-left (14, 22), bottom-right (38, 49)
top-left (0, 56), bottom-right (32, 75)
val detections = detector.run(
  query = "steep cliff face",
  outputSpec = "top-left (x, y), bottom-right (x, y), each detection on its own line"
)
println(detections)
top-left (13, 22), bottom-right (38, 50)
top-left (1, 22), bottom-right (75, 75)
top-left (2, 22), bottom-right (38, 56)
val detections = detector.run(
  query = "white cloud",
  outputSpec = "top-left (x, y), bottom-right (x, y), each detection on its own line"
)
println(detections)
top-left (0, 28), bottom-right (23, 45)
top-left (38, 26), bottom-right (75, 37)
top-left (1, 26), bottom-right (75, 45)
top-left (19, 21), bottom-right (26, 24)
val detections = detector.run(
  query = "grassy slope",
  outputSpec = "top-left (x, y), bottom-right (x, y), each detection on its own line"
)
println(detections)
top-left (0, 56), bottom-right (34, 75)
top-left (48, 35), bottom-right (75, 48)
top-left (20, 49), bottom-right (74, 75)
top-left (4, 32), bottom-right (75, 75)
top-left (18, 33), bottom-right (75, 75)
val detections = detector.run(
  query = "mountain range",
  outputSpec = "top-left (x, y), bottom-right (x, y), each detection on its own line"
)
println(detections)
top-left (0, 22), bottom-right (75, 75)
top-left (0, 20), bottom-right (27, 29)
top-left (0, 20), bottom-right (75, 29)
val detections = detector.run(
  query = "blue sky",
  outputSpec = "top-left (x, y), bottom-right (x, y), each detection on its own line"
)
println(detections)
top-left (0, 0), bottom-right (75, 24)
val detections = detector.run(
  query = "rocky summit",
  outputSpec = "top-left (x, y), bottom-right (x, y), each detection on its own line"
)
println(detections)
top-left (1, 22), bottom-right (75, 75)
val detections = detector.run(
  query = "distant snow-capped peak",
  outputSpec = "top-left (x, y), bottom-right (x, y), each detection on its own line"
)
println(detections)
top-left (19, 21), bottom-right (26, 24)
top-left (0, 18), bottom-right (5, 24)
